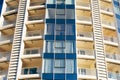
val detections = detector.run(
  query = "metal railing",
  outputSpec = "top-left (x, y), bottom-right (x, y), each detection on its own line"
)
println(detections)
top-left (24, 48), bottom-right (43, 55)
top-left (78, 68), bottom-right (96, 76)
top-left (77, 32), bottom-right (93, 38)
top-left (28, 15), bottom-right (45, 21)
top-left (77, 16), bottom-right (92, 22)
top-left (106, 53), bottom-right (120, 61)
top-left (102, 21), bottom-right (115, 27)
top-left (76, 2), bottom-right (90, 7)
top-left (104, 36), bottom-right (118, 43)
top-left (21, 67), bottom-right (41, 75)
top-left (101, 7), bottom-right (113, 13)
top-left (30, 1), bottom-right (45, 6)
top-left (77, 49), bottom-right (94, 56)
top-left (26, 30), bottom-right (43, 37)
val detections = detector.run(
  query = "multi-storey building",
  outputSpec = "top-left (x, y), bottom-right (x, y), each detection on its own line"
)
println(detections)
top-left (0, 0), bottom-right (120, 80)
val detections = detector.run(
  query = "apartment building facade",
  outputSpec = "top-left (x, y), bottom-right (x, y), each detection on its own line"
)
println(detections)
top-left (0, 0), bottom-right (120, 80)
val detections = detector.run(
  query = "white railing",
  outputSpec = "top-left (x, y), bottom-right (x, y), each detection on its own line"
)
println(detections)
top-left (0, 35), bottom-right (13, 42)
top-left (78, 68), bottom-right (96, 76)
top-left (102, 21), bottom-right (115, 27)
top-left (24, 48), bottom-right (43, 55)
top-left (106, 53), bottom-right (120, 61)
top-left (77, 2), bottom-right (90, 7)
top-left (21, 67), bottom-right (41, 75)
top-left (101, 7), bottom-right (113, 13)
top-left (0, 52), bottom-right (10, 60)
top-left (26, 30), bottom-right (43, 37)
top-left (77, 49), bottom-right (94, 56)
top-left (77, 32), bottom-right (93, 38)
top-left (77, 16), bottom-right (91, 22)
top-left (104, 36), bottom-right (118, 43)
top-left (30, 1), bottom-right (45, 6)
top-left (28, 15), bottom-right (45, 21)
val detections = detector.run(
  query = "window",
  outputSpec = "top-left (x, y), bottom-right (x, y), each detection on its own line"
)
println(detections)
top-left (81, 69), bottom-right (86, 75)
top-left (44, 59), bottom-right (53, 73)
top-left (66, 0), bottom-right (74, 4)
top-left (80, 50), bottom-right (85, 55)
top-left (54, 59), bottom-right (65, 73)
top-left (65, 41), bottom-right (74, 53)
top-left (55, 41), bottom-right (65, 53)
top-left (66, 9), bottom-right (75, 19)
top-left (55, 24), bottom-right (65, 35)
top-left (47, 0), bottom-right (55, 4)
top-left (66, 59), bottom-right (74, 73)
top-left (56, 0), bottom-right (65, 4)
top-left (66, 24), bottom-right (75, 35)
top-left (56, 9), bottom-right (65, 19)
top-left (46, 41), bottom-right (54, 53)
top-left (46, 24), bottom-right (54, 35)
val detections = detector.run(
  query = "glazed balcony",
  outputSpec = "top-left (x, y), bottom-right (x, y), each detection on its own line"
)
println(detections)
top-left (22, 48), bottom-right (43, 59)
top-left (77, 49), bottom-right (94, 59)
top-left (3, 20), bottom-right (16, 27)
top-left (26, 30), bottom-right (43, 37)
top-left (28, 15), bottom-right (45, 21)
top-left (77, 32), bottom-right (93, 38)
top-left (78, 68), bottom-right (96, 79)
top-left (0, 35), bottom-right (13, 45)
top-left (106, 53), bottom-right (120, 61)
top-left (104, 36), bottom-right (118, 43)
top-left (102, 21), bottom-right (115, 29)
top-left (108, 72), bottom-right (120, 80)
top-left (77, 16), bottom-right (91, 22)
top-left (20, 67), bottom-right (41, 79)
top-left (5, 6), bottom-right (18, 12)
top-left (0, 52), bottom-right (10, 62)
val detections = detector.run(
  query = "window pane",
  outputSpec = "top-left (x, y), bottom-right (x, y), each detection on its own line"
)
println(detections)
top-left (46, 24), bottom-right (54, 35)
top-left (66, 9), bottom-right (75, 19)
top-left (55, 41), bottom-right (65, 48)
top-left (66, 0), bottom-right (74, 4)
top-left (46, 41), bottom-right (54, 53)
top-left (66, 24), bottom-right (74, 35)
top-left (44, 59), bottom-right (53, 73)
top-left (47, 0), bottom-right (55, 4)
top-left (23, 68), bottom-right (28, 74)
top-left (66, 41), bottom-right (73, 53)
top-left (26, 50), bottom-right (30, 54)
top-left (29, 68), bottom-right (37, 74)
top-left (66, 59), bottom-right (74, 73)
top-left (32, 49), bottom-right (38, 54)
top-left (56, 0), bottom-right (65, 4)
top-left (56, 24), bottom-right (65, 35)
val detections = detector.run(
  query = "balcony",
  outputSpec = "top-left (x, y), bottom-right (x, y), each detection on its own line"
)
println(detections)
top-left (5, 6), bottom-right (18, 12)
top-left (77, 49), bottom-right (94, 59)
top-left (76, 2), bottom-right (90, 10)
top-left (108, 72), bottom-right (120, 80)
top-left (0, 52), bottom-right (10, 62)
top-left (20, 67), bottom-right (41, 79)
top-left (0, 35), bottom-right (13, 45)
top-left (77, 32), bottom-right (93, 41)
top-left (21, 48), bottom-right (42, 59)
top-left (2, 20), bottom-right (16, 28)
top-left (28, 15), bottom-right (44, 21)
top-left (102, 21), bottom-right (116, 30)
top-left (30, 1), bottom-right (45, 6)
top-left (106, 53), bottom-right (120, 63)
top-left (101, 7), bottom-right (113, 15)
top-left (104, 36), bottom-right (118, 46)
top-left (77, 16), bottom-right (92, 24)
top-left (78, 68), bottom-right (96, 79)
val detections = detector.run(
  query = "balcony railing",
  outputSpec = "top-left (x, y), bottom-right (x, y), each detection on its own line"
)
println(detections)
top-left (0, 35), bottom-right (13, 42)
top-left (77, 49), bottom-right (94, 56)
top-left (108, 72), bottom-right (120, 80)
top-left (102, 21), bottom-right (115, 27)
top-left (76, 2), bottom-right (90, 7)
top-left (6, 6), bottom-right (18, 12)
top-left (28, 15), bottom-right (45, 21)
top-left (26, 30), bottom-right (43, 37)
top-left (0, 52), bottom-right (10, 60)
top-left (77, 32), bottom-right (93, 38)
top-left (106, 53), bottom-right (120, 61)
top-left (101, 7), bottom-right (113, 13)
top-left (21, 67), bottom-right (41, 75)
top-left (77, 16), bottom-right (91, 22)
top-left (24, 48), bottom-right (42, 55)
top-left (104, 36), bottom-right (118, 43)
top-left (30, 1), bottom-right (45, 6)
top-left (78, 68), bottom-right (96, 76)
